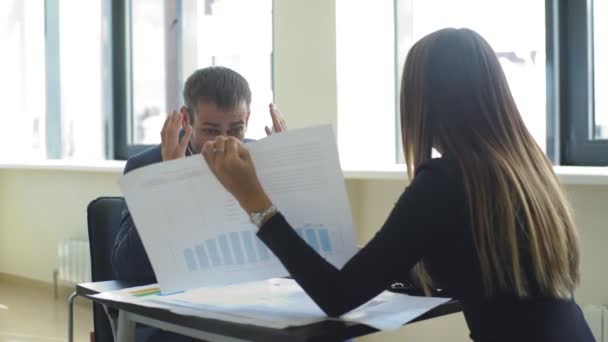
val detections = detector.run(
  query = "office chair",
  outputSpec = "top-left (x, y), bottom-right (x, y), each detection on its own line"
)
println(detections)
top-left (68, 197), bottom-right (126, 342)
top-left (87, 197), bottom-right (126, 341)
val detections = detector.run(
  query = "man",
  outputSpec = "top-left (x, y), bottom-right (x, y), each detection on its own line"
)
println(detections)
top-left (112, 66), bottom-right (286, 284)
top-left (112, 67), bottom-right (286, 341)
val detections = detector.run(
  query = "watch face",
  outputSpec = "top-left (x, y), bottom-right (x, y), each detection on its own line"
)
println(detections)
top-left (250, 213), bottom-right (262, 227)
top-left (250, 205), bottom-right (276, 227)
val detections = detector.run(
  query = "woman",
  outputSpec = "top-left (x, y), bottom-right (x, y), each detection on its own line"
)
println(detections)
top-left (202, 28), bottom-right (594, 341)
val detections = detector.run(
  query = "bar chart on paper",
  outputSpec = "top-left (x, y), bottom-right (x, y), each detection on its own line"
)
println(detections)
top-left (294, 225), bottom-right (334, 254)
top-left (120, 126), bottom-right (359, 293)
top-left (182, 225), bottom-right (336, 272)
top-left (183, 230), bottom-right (273, 272)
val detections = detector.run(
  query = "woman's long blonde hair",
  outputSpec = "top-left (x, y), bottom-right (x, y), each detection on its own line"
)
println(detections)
top-left (401, 28), bottom-right (580, 298)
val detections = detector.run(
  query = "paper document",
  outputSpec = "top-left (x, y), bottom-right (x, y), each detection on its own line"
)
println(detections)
top-left (93, 279), bottom-right (452, 331)
top-left (120, 125), bottom-right (358, 294)
top-left (340, 290), bottom-right (452, 330)
top-left (92, 283), bottom-right (296, 329)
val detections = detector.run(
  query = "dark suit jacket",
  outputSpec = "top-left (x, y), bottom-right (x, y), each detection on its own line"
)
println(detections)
top-left (112, 144), bottom-right (167, 283)
top-left (112, 139), bottom-right (254, 283)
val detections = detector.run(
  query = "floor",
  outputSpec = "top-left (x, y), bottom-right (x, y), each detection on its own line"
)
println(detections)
top-left (0, 274), bottom-right (92, 342)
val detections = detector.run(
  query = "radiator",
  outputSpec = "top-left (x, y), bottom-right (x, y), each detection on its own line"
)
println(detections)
top-left (57, 239), bottom-right (91, 284)
top-left (583, 305), bottom-right (608, 341)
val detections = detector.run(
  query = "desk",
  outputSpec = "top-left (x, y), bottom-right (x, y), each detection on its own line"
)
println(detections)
top-left (77, 281), bottom-right (461, 342)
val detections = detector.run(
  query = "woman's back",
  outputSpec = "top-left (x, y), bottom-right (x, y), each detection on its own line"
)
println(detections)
top-left (202, 27), bottom-right (595, 342)
top-left (416, 157), bottom-right (594, 341)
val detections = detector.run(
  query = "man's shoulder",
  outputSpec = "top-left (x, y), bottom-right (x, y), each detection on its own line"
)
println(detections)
top-left (124, 145), bottom-right (163, 174)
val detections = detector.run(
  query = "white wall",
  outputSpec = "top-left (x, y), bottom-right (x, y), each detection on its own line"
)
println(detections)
top-left (273, 0), bottom-right (338, 130)
top-left (0, 170), bottom-right (121, 281)
top-left (566, 185), bottom-right (608, 306)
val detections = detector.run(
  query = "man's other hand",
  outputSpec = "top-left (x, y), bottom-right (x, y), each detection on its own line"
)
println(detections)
top-left (161, 110), bottom-right (192, 161)
top-left (265, 103), bottom-right (288, 136)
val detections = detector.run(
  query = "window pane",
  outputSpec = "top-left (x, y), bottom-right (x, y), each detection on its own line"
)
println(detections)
top-left (131, 0), bottom-right (167, 145)
top-left (593, 0), bottom-right (608, 139)
top-left (131, 0), bottom-right (273, 145)
top-left (0, 0), bottom-right (46, 160)
top-left (190, 0), bottom-right (273, 140)
top-left (396, 0), bottom-right (546, 150)
top-left (59, 0), bottom-right (105, 159)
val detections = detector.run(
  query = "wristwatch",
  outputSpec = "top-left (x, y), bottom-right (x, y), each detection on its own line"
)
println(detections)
top-left (249, 204), bottom-right (279, 228)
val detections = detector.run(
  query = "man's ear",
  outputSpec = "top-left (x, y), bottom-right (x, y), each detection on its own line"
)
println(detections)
top-left (245, 111), bottom-right (251, 126)
top-left (180, 106), bottom-right (191, 127)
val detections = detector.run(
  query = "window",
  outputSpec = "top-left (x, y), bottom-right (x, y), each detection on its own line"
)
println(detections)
top-left (3, 0), bottom-right (605, 165)
top-left (0, 0), bottom-right (46, 161)
top-left (560, 0), bottom-right (608, 165)
top-left (336, 0), bottom-right (397, 169)
top-left (130, 0), bottom-right (167, 145)
top-left (0, 0), bottom-right (106, 161)
top-left (58, 0), bottom-right (105, 159)
top-left (123, 0), bottom-right (273, 157)
top-left (183, 0), bottom-right (274, 141)
top-left (395, 0), bottom-right (547, 152)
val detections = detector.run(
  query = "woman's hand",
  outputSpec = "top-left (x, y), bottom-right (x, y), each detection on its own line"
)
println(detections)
top-left (202, 136), bottom-right (272, 214)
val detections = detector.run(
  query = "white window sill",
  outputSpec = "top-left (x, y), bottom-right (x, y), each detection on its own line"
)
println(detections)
top-left (1, 161), bottom-right (607, 186)
top-left (343, 164), bottom-right (608, 186)
top-left (0, 160), bottom-right (126, 173)
top-left (553, 166), bottom-right (608, 186)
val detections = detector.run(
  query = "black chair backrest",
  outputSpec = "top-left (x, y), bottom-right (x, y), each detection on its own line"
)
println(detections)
top-left (87, 196), bottom-right (126, 342)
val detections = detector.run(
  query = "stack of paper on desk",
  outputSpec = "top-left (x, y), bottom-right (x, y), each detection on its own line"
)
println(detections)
top-left (92, 279), bottom-right (451, 331)
top-left (120, 125), bottom-right (358, 294)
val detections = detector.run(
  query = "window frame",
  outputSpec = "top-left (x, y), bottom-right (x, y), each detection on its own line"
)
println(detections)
top-left (111, 0), bottom-right (275, 160)
top-left (394, 0), bottom-right (552, 164)
top-left (110, 0), bottom-right (179, 160)
top-left (559, 0), bottom-right (608, 165)
top-left (45, 0), bottom-right (62, 159)
top-left (107, 0), bottom-right (608, 164)
top-left (43, 0), bottom-right (111, 159)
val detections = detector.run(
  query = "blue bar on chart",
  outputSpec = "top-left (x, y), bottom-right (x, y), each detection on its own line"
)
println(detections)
top-left (318, 229), bottom-right (332, 252)
top-left (241, 231), bottom-right (258, 263)
top-left (305, 228), bottom-right (321, 252)
top-left (255, 237), bottom-right (271, 261)
top-left (217, 234), bottom-right (233, 265)
top-left (186, 230), bottom-right (286, 271)
top-left (229, 232), bottom-right (245, 265)
top-left (194, 244), bottom-right (209, 269)
top-left (205, 239), bottom-right (222, 266)
top-left (184, 248), bottom-right (198, 272)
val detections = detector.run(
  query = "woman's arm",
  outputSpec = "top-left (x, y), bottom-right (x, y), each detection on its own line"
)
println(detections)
top-left (202, 136), bottom-right (453, 317)
top-left (257, 165), bottom-right (451, 317)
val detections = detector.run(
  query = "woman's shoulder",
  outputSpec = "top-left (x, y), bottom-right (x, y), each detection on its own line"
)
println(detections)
top-left (408, 157), bottom-right (465, 200)
top-left (415, 156), bottom-right (461, 178)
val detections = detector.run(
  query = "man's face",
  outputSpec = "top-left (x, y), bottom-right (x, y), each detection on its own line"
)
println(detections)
top-left (186, 101), bottom-right (250, 154)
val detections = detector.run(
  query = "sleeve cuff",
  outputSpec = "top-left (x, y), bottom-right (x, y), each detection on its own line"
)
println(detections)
top-left (256, 212), bottom-right (285, 240)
